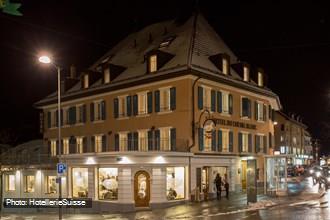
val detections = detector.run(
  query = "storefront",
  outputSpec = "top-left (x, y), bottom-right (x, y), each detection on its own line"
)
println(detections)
top-left (264, 155), bottom-right (293, 196)
top-left (64, 152), bottom-right (191, 212)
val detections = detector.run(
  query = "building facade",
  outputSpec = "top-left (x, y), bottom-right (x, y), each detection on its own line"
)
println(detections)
top-left (274, 111), bottom-right (313, 164)
top-left (31, 14), bottom-right (281, 212)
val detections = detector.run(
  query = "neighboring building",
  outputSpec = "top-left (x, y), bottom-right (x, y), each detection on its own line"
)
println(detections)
top-left (274, 111), bottom-right (312, 164)
top-left (0, 140), bottom-right (59, 209)
top-left (312, 138), bottom-right (321, 162)
top-left (33, 14), bottom-right (281, 211)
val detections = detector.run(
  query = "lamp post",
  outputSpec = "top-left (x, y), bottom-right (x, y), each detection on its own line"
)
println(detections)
top-left (38, 55), bottom-right (63, 220)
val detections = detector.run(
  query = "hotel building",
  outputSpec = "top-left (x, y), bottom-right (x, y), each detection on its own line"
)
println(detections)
top-left (29, 14), bottom-right (281, 211)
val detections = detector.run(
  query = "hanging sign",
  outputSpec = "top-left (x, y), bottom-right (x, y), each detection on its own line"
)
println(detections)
top-left (0, 0), bottom-right (22, 16)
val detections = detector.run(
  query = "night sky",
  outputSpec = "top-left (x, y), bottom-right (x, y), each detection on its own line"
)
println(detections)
top-left (0, 1), bottom-right (329, 153)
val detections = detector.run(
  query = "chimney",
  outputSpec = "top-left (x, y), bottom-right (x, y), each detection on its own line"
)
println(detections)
top-left (70, 64), bottom-right (77, 78)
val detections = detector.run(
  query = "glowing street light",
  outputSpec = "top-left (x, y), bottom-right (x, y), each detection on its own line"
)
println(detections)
top-left (38, 55), bottom-right (51, 64)
top-left (38, 54), bottom-right (62, 220)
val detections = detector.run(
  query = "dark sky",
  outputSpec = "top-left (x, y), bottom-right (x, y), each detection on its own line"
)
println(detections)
top-left (0, 0), bottom-right (329, 153)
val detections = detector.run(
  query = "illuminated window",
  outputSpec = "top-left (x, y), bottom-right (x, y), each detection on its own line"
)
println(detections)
top-left (46, 176), bottom-right (57, 194)
top-left (222, 58), bottom-right (229, 75)
top-left (160, 128), bottom-right (170, 151)
top-left (95, 135), bottom-right (102, 152)
top-left (5, 174), bottom-right (15, 191)
top-left (280, 136), bottom-right (284, 142)
top-left (160, 88), bottom-right (171, 112)
top-left (243, 66), bottom-right (249, 81)
top-left (93, 101), bottom-right (105, 121)
top-left (203, 129), bottom-right (212, 152)
top-left (104, 68), bottom-right (110, 84)
top-left (118, 96), bottom-right (127, 117)
top-left (24, 175), bottom-right (35, 193)
top-left (98, 168), bottom-right (118, 200)
top-left (241, 133), bottom-right (249, 152)
top-left (72, 168), bottom-right (88, 198)
top-left (138, 92), bottom-right (148, 115)
top-left (50, 140), bottom-right (56, 156)
top-left (63, 138), bottom-right (69, 155)
top-left (166, 167), bottom-right (185, 200)
top-left (222, 130), bottom-right (229, 152)
top-left (293, 137), bottom-right (297, 145)
top-left (119, 133), bottom-right (128, 151)
top-left (83, 74), bottom-right (89, 88)
top-left (222, 92), bottom-right (229, 113)
top-left (76, 137), bottom-right (83, 153)
top-left (203, 87), bottom-right (211, 110)
top-left (149, 55), bottom-right (157, 72)
top-left (256, 102), bottom-right (264, 121)
top-left (138, 130), bottom-right (148, 151)
top-left (258, 72), bottom-right (263, 87)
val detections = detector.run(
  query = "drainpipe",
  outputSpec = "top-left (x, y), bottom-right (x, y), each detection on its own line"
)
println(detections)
top-left (188, 76), bottom-right (201, 201)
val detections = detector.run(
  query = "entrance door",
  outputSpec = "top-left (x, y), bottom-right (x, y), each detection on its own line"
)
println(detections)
top-left (241, 161), bottom-right (247, 190)
top-left (134, 171), bottom-right (150, 207)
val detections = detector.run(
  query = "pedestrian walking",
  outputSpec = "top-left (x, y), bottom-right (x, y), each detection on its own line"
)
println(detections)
top-left (214, 173), bottom-right (222, 200)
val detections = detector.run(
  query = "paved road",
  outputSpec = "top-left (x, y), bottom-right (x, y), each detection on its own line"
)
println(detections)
top-left (1, 176), bottom-right (328, 220)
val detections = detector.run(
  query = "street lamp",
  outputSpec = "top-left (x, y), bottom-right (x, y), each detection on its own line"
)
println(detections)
top-left (38, 55), bottom-right (63, 220)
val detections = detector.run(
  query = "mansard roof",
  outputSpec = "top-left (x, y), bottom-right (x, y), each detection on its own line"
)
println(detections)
top-left (35, 13), bottom-right (281, 109)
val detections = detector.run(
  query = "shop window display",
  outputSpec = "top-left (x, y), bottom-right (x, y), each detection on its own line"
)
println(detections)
top-left (46, 176), bottom-right (57, 194)
top-left (24, 175), bottom-right (35, 193)
top-left (166, 167), bottom-right (185, 200)
top-left (98, 168), bottom-right (118, 200)
top-left (72, 168), bottom-right (88, 198)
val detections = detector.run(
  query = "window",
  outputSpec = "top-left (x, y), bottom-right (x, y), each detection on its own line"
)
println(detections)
top-left (24, 175), bottom-right (35, 193)
top-left (46, 176), bottom-right (57, 194)
top-left (138, 130), bottom-right (148, 151)
top-left (62, 107), bottom-right (68, 126)
top-left (63, 138), bottom-right (69, 155)
top-left (293, 137), bottom-right (297, 145)
top-left (98, 168), bottom-right (118, 200)
top-left (222, 130), bottom-right (229, 152)
top-left (160, 88), bottom-right (171, 112)
top-left (255, 135), bottom-right (264, 153)
top-left (104, 68), bottom-right (110, 84)
top-left (160, 128), bottom-right (171, 151)
top-left (72, 168), bottom-right (88, 198)
top-left (77, 137), bottom-right (83, 153)
top-left (50, 140), bottom-right (56, 156)
top-left (241, 133), bottom-right (249, 152)
top-left (5, 174), bottom-right (15, 191)
top-left (241, 97), bottom-right (251, 118)
top-left (119, 133), bottom-right (128, 151)
top-left (118, 96), bottom-right (127, 117)
top-left (203, 87), bottom-right (211, 110)
top-left (203, 129), bottom-right (212, 152)
top-left (149, 55), bottom-right (157, 72)
top-left (258, 72), bottom-right (263, 87)
top-left (93, 101), bottom-right (105, 121)
top-left (222, 92), bottom-right (229, 113)
top-left (256, 102), bottom-right (264, 121)
top-left (83, 74), bottom-right (89, 88)
top-left (51, 110), bottom-right (57, 128)
top-left (76, 105), bottom-right (85, 123)
top-left (95, 135), bottom-right (102, 152)
top-left (243, 66), bottom-right (249, 81)
top-left (166, 167), bottom-right (185, 200)
top-left (138, 92), bottom-right (148, 115)
top-left (280, 136), bottom-right (284, 142)
top-left (222, 58), bottom-right (229, 75)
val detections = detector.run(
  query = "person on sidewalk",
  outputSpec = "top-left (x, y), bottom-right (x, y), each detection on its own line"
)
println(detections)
top-left (214, 173), bottom-right (222, 200)
top-left (225, 179), bottom-right (229, 199)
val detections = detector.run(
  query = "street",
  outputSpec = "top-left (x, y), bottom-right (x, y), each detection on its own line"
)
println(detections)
top-left (1, 176), bottom-right (329, 220)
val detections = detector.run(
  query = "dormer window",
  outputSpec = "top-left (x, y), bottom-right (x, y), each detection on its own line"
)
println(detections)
top-left (258, 72), bottom-right (263, 87)
top-left (222, 58), bottom-right (229, 75)
top-left (243, 66), bottom-right (249, 82)
top-left (83, 74), bottom-right (89, 89)
top-left (104, 68), bottom-right (110, 84)
top-left (149, 55), bottom-right (157, 73)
